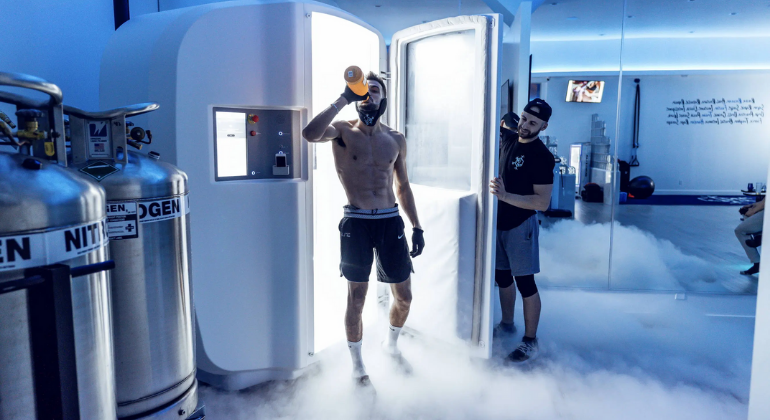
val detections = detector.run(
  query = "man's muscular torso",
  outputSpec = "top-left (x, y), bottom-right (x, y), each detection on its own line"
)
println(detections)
top-left (332, 120), bottom-right (405, 210)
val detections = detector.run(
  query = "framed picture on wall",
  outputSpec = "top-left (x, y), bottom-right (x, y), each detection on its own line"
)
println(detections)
top-left (566, 80), bottom-right (605, 103)
top-left (501, 79), bottom-right (511, 119)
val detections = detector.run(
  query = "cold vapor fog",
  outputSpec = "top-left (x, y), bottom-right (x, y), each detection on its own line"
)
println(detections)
top-left (539, 220), bottom-right (716, 289)
top-left (200, 289), bottom-right (752, 420)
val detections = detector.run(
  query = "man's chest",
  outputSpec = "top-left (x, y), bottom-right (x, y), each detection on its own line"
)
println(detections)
top-left (336, 133), bottom-right (399, 166)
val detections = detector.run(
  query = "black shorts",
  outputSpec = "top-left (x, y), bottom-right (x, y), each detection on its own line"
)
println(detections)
top-left (339, 207), bottom-right (414, 284)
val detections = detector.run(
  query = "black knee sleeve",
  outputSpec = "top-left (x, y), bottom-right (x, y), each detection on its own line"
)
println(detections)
top-left (514, 274), bottom-right (538, 298)
top-left (495, 269), bottom-right (514, 288)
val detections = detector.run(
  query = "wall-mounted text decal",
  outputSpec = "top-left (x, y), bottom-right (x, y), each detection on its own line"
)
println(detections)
top-left (666, 98), bottom-right (764, 126)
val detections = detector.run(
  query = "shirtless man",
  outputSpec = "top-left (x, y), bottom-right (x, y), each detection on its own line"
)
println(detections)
top-left (302, 72), bottom-right (424, 388)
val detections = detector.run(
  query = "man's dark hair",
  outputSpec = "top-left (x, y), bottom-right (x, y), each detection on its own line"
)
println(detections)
top-left (366, 71), bottom-right (387, 98)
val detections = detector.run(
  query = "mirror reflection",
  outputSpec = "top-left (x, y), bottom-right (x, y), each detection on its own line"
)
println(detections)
top-left (613, 1), bottom-right (769, 294)
top-left (526, 0), bottom-right (626, 289)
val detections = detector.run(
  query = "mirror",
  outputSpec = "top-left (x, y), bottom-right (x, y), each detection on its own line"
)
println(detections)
top-left (527, 0), bottom-right (626, 289)
top-left (613, 1), bottom-right (769, 294)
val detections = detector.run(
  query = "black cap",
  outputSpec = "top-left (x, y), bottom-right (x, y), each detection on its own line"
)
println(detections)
top-left (502, 112), bottom-right (519, 128)
top-left (523, 98), bottom-right (552, 122)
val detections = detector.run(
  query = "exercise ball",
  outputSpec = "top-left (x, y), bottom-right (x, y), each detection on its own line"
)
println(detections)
top-left (628, 175), bottom-right (655, 199)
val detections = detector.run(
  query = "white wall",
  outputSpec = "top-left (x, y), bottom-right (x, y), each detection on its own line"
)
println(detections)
top-left (532, 39), bottom-right (623, 74)
top-left (506, 1), bottom-right (531, 114)
top-left (537, 73), bottom-right (770, 195)
top-left (617, 73), bottom-right (770, 195)
top-left (160, 0), bottom-right (339, 12)
top-left (622, 37), bottom-right (770, 72)
top-left (131, 0), bottom-right (161, 17)
top-left (0, 0), bottom-right (114, 111)
top-left (532, 36), bottom-right (770, 74)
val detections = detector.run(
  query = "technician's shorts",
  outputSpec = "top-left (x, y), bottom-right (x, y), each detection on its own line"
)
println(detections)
top-left (339, 205), bottom-right (414, 284)
top-left (496, 214), bottom-right (540, 276)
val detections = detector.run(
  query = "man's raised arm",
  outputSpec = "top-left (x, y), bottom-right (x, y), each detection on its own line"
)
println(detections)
top-left (302, 96), bottom-right (348, 142)
top-left (303, 86), bottom-right (369, 142)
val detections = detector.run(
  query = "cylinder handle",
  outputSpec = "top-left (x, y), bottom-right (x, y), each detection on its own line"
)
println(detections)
top-left (0, 72), bottom-right (63, 105)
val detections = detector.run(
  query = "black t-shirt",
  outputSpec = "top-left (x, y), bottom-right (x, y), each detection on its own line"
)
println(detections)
top-left (497, 134), bottom-right (555, 231)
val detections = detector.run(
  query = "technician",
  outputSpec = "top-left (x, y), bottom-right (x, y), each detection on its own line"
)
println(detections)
top-left (490, 99), bottom-right (555, 363)
top-left (302, 72), bottom-right (424, 389)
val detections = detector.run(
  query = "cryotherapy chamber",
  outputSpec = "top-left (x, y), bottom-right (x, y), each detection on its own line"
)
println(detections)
top-left (100, 0), bottom-right (502, 390)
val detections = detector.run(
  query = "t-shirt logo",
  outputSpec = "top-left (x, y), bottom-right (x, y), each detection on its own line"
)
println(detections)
top-left (512, 155), bottom-right (525, 170)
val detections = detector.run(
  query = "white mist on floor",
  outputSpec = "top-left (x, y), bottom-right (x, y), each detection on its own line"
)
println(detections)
top-left (539, 220), bottom-right (716, 289)
top-left (199, 289), bottom-right (752, 420)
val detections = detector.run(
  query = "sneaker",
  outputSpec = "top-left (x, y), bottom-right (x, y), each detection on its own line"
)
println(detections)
top-left (745, 237), bottom-right (762, 248)
top-left (506, 338), bottom-right (538, 363)
top-left (493, 322), bottom-right (517, 338)
top-left (741, 263), bottom-right (760, 275)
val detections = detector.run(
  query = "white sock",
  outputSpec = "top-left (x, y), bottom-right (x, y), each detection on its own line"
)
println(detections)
top-left (383, 324), bottom-right (402, 355)
top-left (347, 340), bottom-right (367, 378)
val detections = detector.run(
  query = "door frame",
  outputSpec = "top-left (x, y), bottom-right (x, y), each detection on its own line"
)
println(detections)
top-left (388, 15), bottom-right (503, 356)
top-left (303, 4), bottom-right (389, 360)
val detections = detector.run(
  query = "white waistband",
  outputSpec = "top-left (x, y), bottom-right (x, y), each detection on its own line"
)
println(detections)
top-left (343, 205), bottom-right (400, 219)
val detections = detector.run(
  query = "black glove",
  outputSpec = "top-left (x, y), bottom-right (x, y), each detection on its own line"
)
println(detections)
top-left (341, 85), bottom-right (369, 104)
top-left (740, 206), bottom-right (750, 215)
top-left (410, 228), bottom-right (425, 258)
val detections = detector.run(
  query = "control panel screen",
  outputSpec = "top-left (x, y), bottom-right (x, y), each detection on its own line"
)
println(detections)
top-left (215, 111), bottom-right (248, 178)
top-left (212, 107), bottom-right (301, 181)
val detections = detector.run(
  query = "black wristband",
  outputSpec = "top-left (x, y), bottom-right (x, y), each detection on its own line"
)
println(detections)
top-left (341, 85), bottom-right (369, 103)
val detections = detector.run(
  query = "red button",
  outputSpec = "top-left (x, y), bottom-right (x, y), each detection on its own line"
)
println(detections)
top-left (250, 130), bottom-right (257, 136)
top-left (251, 115), bottom-right (259, 123)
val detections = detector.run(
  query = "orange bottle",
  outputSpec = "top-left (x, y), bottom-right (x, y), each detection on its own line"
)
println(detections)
top-left (344, 66), bottom-right (368, 97)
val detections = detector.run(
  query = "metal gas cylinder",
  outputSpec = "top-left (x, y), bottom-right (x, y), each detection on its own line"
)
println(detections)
top-left (0, 72), bottom-right (116, 420)
top-left (66, 104), bottom-right (198, 419)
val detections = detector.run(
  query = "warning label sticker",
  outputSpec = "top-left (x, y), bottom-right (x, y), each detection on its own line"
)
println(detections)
top-left (47, 220), bottom-right (109, 264)
top-left (138, 195), bottom-right (189, 224)
top-left (0, 234), bottom-right (47, 272)
top-left (106, 201), bottom-right (139, 240)
top-left (0, 219), bottom-right (109, 272)
top-left (79, 161), bottom-right (119, 181)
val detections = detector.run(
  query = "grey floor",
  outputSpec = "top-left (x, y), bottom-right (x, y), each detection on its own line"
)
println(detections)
top-left (538, 199), bottom-right (760, 295)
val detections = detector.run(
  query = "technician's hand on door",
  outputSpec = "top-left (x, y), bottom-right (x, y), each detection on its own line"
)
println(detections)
top-left (490, 177), bottom-right (509, 202)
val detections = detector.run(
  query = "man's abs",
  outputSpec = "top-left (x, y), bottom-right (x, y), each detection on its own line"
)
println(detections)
top-left (332, 125), bottom-right (401, 209)
top-left (337, 165), bottom-right (396, 209)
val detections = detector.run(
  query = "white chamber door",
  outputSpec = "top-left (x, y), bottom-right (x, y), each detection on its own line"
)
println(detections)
top-left (389, 15), bottom-right (502, 356)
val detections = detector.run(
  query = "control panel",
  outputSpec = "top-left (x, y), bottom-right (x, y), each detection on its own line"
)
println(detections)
top-left (212, 107), bottom-right (301, 181)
